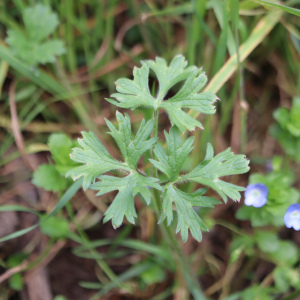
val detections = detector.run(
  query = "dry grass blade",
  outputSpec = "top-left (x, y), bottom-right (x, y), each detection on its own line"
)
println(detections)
top-left (9, 81), bottom-right (36, 171)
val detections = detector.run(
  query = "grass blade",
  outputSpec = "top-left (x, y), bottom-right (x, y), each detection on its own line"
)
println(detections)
top-left (0, 45), bottom-right (65, 95)
top-left (0, 224), bottom-right (39, 242)
top-left (252, 0), bottom-right (300, 17)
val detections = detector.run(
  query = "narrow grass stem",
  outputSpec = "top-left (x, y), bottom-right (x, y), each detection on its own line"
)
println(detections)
top-left (151, 109), bottom-right (206, 300)
top-left (65, 203), bottom-right (129, 291)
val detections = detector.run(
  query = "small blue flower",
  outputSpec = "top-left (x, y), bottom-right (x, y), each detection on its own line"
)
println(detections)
top-left (284, 204), bottom-right (300, 231)
top-left (244, 183), bottom-right (268, 208)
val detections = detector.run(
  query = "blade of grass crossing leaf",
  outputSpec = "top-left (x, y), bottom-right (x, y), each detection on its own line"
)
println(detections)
top-left (252, 0), bottom-right (300, 17)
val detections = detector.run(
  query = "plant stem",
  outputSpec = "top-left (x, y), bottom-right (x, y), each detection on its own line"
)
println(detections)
top-left (65, 203), bottom-right (129, 291)
top-left (151, 109), bottom-right (206, 300)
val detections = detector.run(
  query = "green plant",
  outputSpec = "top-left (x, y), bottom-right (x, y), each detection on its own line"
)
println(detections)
top-left (32, 133), bottom-right (80, 192)
top-left (270, 97), bottom-right (300, 162)
top-left (236, 157), bottom-right (299, 227)
top-left (67, 55), bottom-right (250, 242)
top-left (6, 4), bottom-right (65, 67)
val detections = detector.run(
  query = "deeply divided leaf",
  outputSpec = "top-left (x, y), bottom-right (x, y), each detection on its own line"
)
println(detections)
top-left (108, 55), bottom-right (217, 132)
top-left (6, 4), bottom-right (65, 66)
top-left (160, 185), bottom-right (220, 242)
top-left (66, 131), bottom-right (129, 190)
top-left (105, 112), bottom-right (157, 169)
top-left (90, 173), bottom-right (162, 228)
top-left (67, 111), bottom-right (158, 191)
top-left (182, 144), bottom-right (250, 202)
top-left (149, 126), bottom-right (194, 181)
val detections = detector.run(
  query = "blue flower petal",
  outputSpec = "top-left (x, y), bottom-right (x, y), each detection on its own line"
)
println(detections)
top-left (292, 219), bottom-right (300, 231)
top-left (284, 203), bottom-right (300, 230)
top-left (244, 183), bottom-right (268, 208)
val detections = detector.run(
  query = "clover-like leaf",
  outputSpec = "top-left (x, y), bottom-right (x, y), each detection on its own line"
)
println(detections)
top-left (181, 144), bottom-right (250, 202)
top-left (160, 185), bottom-right (220, 242)
top-left (108, 55), bottom-right (217, 132)
top-left (149, 126), bottom-right (194, 182)
top-left (105, 112), bottom-right (158, 169)
top-left (90, 173), bottom-right (162, 228)
top-left (6, 4), bottom-right (65, 67)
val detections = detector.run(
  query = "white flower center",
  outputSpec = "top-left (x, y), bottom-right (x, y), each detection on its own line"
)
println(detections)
top-left (251, 189), bottom-right (261, 198)
top-left (291, 211), bottom-right (300, 220)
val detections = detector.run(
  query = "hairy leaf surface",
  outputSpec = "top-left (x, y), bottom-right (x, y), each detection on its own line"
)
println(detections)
top-left (90, 173), bottom-right (162, 228)
top-left (107, 64), bottom-right (155, 109)
top-left (149, 126), bottom-right (194, 181)
top-left (182, 144), bottom-right (250, 202)
top-left (108, 55), bottom-right (217, 132)
top-left (67, 112), bottom-right (158, 191)
top-left (105, 112), bottom-right (157, 169)
top-left (66, 131), bottom-right (129, 190)
top-left (160, 185), bottom-right (220, 242)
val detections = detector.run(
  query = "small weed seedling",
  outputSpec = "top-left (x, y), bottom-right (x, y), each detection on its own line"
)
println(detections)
top-left (67, 55), bottom-right (250, 242)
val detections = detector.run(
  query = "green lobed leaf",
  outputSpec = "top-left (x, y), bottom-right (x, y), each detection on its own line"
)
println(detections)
top-left (66, 131), bottom-right (130, 190)
top-left (182, 143), bottom-right (250, 202)
top-left (147, 55), bottom-right (195, 100)
top-left (5, 4), bottom-right (65, 67)
top-left (149, 126), bottom-right (194, 181)
top-left (67, 112), bottom-right (158, 190)
top-left (105, 111), bottom-right (158, 169)
top-left (108, 55), bottom-right (217, 132)
top-left (34, 40), bottom-right (65, 65)
top-left (107, 64), bottom-right (155, 109)
top-left (48, 133), bottom-right (79, 174)
top-left (90, 173), bottom-right (162, 228)
top-left (159, 68), bottom-right (217, 132)
top-left (159, 185), bottom-right (220, 242)
top-left (40, 215), bottom-right (70, 239)
top-left (23, 4), bottom-right (59, 42)
top-left (32, 164), bottom-right (67, 192)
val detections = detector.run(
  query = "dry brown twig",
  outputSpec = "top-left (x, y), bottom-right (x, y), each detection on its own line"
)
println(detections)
top-left (9, 81), bottom-right (37, 170)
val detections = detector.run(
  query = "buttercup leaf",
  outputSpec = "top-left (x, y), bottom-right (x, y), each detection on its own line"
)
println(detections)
top-left (159, 185), bottom-right (220, 242)
top-left (107, 64), bottom-right (155, 109)
top-left (6, 4), bottom-right (65, 67)
top-left (105, 111), bottom-right (158, 169)
top-left (90, 173), bottom-right (162, 228)
top-left (67, 111), bottom-right (158, 190)
top-left (182, 143), bottom-right (250, 202)
top-left (66, 131), bottom-right (129, 190)
top-left (108, 55), bottom-right (217, 132)
top-left (23, 4), bottom-right (59, 42)
top-left (149, 126), bottom-right (194, 181)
